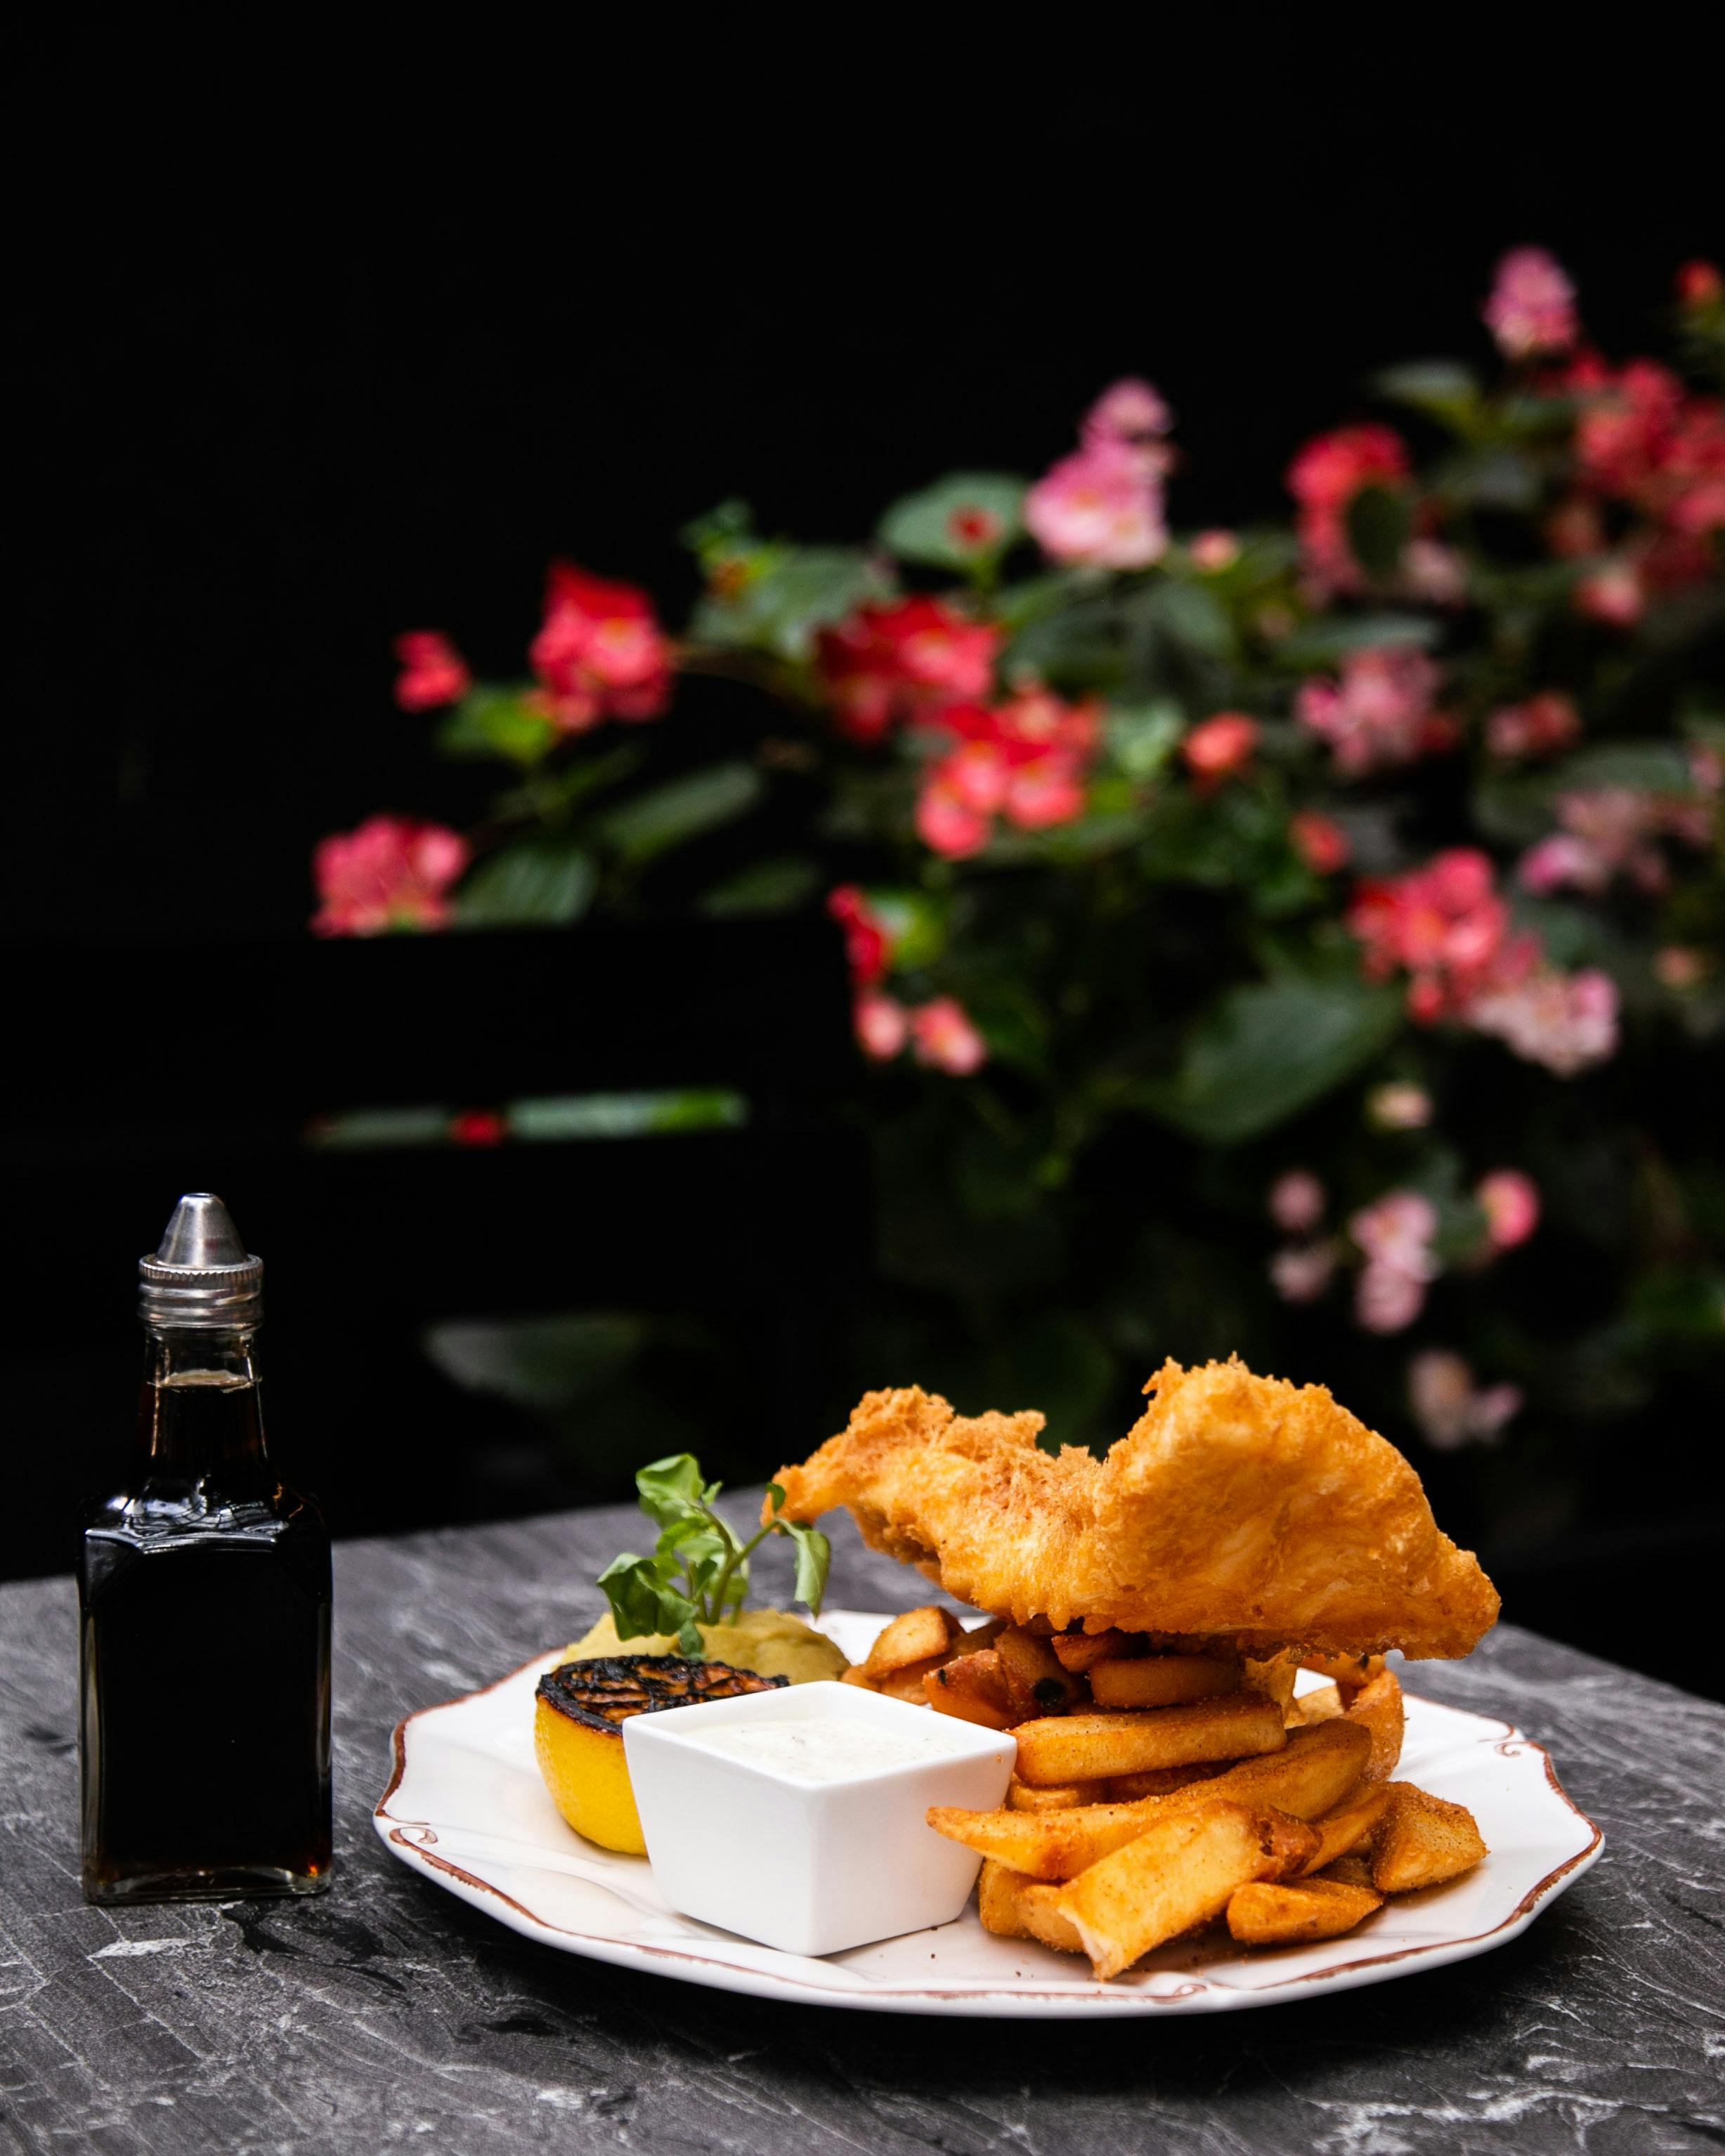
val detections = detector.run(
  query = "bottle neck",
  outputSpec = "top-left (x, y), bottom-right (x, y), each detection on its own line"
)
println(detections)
top-left (137, 1327), bottom-right (271, 1489)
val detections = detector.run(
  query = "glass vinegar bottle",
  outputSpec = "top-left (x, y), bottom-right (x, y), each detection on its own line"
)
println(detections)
top-left (78, 1194), bottom-right (332, 1904)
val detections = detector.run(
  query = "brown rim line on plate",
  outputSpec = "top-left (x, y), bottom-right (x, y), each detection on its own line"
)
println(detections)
top-left (372, 1627), bottom-right (1604, 2015)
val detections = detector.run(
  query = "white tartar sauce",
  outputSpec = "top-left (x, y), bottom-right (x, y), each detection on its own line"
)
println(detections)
top-left (679, 1716), bottom-right (971, 1782)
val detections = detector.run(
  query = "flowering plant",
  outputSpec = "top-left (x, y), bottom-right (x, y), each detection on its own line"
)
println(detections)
top-left (318, 252), bottom-right (1724, 1534)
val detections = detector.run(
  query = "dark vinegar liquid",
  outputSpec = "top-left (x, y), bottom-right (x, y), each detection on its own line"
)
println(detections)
top-left (79, 1372), bottom-right (332, 1904)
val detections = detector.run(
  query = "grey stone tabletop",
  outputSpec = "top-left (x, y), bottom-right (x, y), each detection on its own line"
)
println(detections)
top-left (3, 1496), bottom-right (1721, 2156)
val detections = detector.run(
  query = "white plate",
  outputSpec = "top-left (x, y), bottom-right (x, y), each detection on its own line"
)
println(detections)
top-left (373, 1610), bottom-right (1602, 2018)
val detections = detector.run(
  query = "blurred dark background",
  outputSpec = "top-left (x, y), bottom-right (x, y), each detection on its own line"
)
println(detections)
top-left (5, 53), bottom-right (1720, 1690)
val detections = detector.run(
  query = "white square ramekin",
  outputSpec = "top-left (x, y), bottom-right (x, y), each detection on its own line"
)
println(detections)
top-left (623, 1679), bottom-right (1015, 1956)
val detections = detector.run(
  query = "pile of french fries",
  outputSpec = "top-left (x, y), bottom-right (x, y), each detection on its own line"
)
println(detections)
top-left (847, 1607), bottom-right (1488, 1981)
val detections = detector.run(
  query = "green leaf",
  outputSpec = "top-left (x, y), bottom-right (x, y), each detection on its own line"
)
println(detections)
top-left (597, 1550), bottom-right (695, 1642)
top-left (782, 1520), bottom-right (831, 1616)
top-left (453, 839), bottom-right (597, 927)
top-left (862, 887), bottom-right (947, 973)
top-left (698, 855), bottom-right (820, 917)
top-left (634, 1453), bottom-right (707, 1528)
top-left (1277, 614), bottom-right (1442, 668)
top-left (1372, 360), bottom-right (1481, 432)
top-left (1344, 486), bottom-right (1412, 582)
top-left (1146, 976), bottom-right (1405, 1144)
top-left (1106, 699), bottom-right (1185, 781)
top-left (878, 471), bottom-right (1027, 570)
top-left (690, 545), bottom-right (892, 661)
top-left (1554, 742), bottom-right (1699, 794)
top-left (1146, 580), bottom-right (1236, 661)
top-left (677, 1617), bottom-right (705, 1656)
top-left (438, 687), bottom-right (556, 767)
top-left (765, 1482), bottom-right (786, 1515)
top-left (1431, 446), bottom-right (1542, 511)
top-left (596, 764), bottom-right (764, 861)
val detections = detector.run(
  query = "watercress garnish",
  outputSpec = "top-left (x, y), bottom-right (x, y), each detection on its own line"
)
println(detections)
top-left (597, 1456), bottom-right (831, 1657)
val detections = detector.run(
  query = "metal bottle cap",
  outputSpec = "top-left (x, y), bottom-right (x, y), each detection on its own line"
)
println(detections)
top-left (138, 1193), bottom-right (263, 1330)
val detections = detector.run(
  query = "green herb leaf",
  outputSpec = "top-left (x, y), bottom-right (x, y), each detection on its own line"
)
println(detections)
top-left (782, 1520), bottom-right (831, 1616)
top-left (677, 1617), bottom-right (705, 1656)
top-left (765, 1482), bottom-right (786, 1515)
top-left (597, 1551), bottom-right (695, 1642)
top-left (634, 1454), bottom-right (707, 1528)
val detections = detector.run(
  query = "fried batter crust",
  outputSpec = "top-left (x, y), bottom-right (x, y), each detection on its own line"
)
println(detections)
top-left (768, 1358), bottom-right (1499, 1661)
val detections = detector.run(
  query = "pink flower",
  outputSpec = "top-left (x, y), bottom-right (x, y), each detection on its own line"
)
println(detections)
top-left (911, 996), bottom-right (987, 1076)
top-left (826, 885), bottom-right (890, 986)
top-left (311, 815), bottom-right (469, 936)
top-left (393, 631), bottom-right (470, 712)
top-left (1083, 377), bottom-right (1173, 449)
top-left (1517, 787), bottom-right (1713, 896)
top-left (1270, 1243), bottom-right (1337, 1304)
top-left (1477, 1170), bottom-right (1540, 1250)
top-left (528, 563), bottom-right (673, 732)
top-left (1289, 811), bottom-right (1350, 875)
top-left (1486, 691), bottom-right (1581, 762)
top-left (1296, 646), bottom-right (1447, 776)
top-left (1408, 1350), bottom-right (1523, 1450)
top-left (1190, 529), bottom-right (1239, 573)
top-left (1483, 247), bottom-right (1579, 359)
top-left (1269, 1170), bottom-right (1325, 1234)
top-left (1575, 559), bottom-right (1644, 625)
top-left (1183, 712), bottom-right (1258, 785)
top-left (1465, 965), bottom-right (1619, 1077)
top-left (1284, 424), bottom-right (1410, 593)
top-left (1025, 437), bottom-right (1169, 570)
top-left (816, 597), bottom-right (999, 745)
top-left (1351, 1192), bottom-right (1440, 1335)
top-left (1400, 539), bottom-right (1467, 606)
top-left (1351, 1190), bottom-right (1440, 1279)
top-left (916, 774), bottom-right (994, 859)
top-left (1356, 1262), bottom-right (1427, 1334)
top-left (1367, 1083), bottom-right (1433, 1131)
top-left (854, 992), bottom-right (909, 1061)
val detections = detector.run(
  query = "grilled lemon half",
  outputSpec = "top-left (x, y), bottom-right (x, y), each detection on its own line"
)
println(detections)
top-left (533, 1654), bottom-right (787, 1854)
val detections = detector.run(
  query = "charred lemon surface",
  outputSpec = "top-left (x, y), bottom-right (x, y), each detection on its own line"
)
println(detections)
top-left (533, 1654), bottom-right (787, 1854)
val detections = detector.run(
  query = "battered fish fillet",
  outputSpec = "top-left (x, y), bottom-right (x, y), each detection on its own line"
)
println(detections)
top-left (768, 1358), bottom-right (1498, 1661)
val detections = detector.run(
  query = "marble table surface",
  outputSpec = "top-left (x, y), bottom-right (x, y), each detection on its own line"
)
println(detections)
top-left (4, 1496), bottom-right (1722, 2156)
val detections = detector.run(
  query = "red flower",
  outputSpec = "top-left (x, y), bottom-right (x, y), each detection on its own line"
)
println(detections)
top-left (1570, 360), bottom-right (1725, 549)
top-left (393, 632), bottom-right (471, 712)
top-left (816, 597), bottom-right (998, 745)
top-left (1347, 849), bottom-right (1522, 1021)
top-left (1485, 692), bottom-right (1580, 762)
top-left (913, 691), bottom-right (1099, 857)
top-left (1677, 260), bottom-right (1723, 308)
top-left (1183, 712), bottom-right (1258, 785)
top-left (450, 1109), bottom-right (507, 1147)
top-left (1289, 811), bottom-right (1349, 874)
top-left (853, 992), bottom-right (909, 1061)
top-left (312, 816), bottom-right (469, 936)
top-left (826, 885), bottom-right (890, 987)
top-left (528, 563), bottom-right (673, 733)
top-left (1285, 424), bottom-right (1410, 593)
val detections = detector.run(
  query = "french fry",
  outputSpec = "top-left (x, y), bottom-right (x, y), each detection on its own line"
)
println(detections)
top-left (976, 1858), bottom-right (1028, 1939)
top-left (1050, 1628), bottom-right (1140, 1674)
top-left (1102, 1763), bottom-right (1223, 1802)
top-left (930, 1725), bottom-right (1358, 1881)
top-left (840, 1664), bottom-right (876, 1689)
top-left (875, 1654), bottom-right (949, 1703)
top-left (1294, 1681), bottom-right (1345, 1725)
top-left (1318, 1851), bottom-right (1374, 1889)
top-left (1226, 1875), bottom-right (1383, 1945)
top-left (1371, 1782), bottom-right (1487, 1893)
top-left (960, 1616), bottom-right (1007, 1652)
top-left (1242, 1650), bottom-right (1297, 1716)
top-left (925, 1649), bottom-right (1014, 1730)
top-left (1344, 1669), bottom-right (1405, 1780)
top-left (996, 1626), bottom-right (1087, 1718)
top-left (1180, 1716), bottom-right (1368, 1821)
top-left (1013, 1691), bottom-right (1286, 1786)
top-left (1053, 1801), bottom-right (1282, 1982)
top-left (975, 1862), bottom-right (1086, 1952)
top-left (1296, 1782), bottom-right (1390, 1876)
top-left (1007, 1778), bottom-right (1105, 1812)
top-left (1013, 1877), bottom-right (1087, 1954)
top-left (1301, 1649), bottom-right (1386, 1694)
top-left (1088, 1654), bottom-right (1239, 1710)
top-left (863, 1605), bottom-right (961, 1680)
top-left (929, 1796), bottom-right (1183, 1881)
